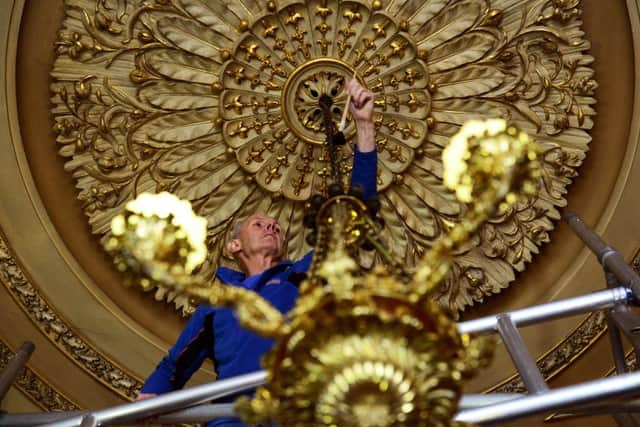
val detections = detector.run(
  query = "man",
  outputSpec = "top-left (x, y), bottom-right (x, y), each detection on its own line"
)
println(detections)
top-left (137, 78), bottom-right (377, 426)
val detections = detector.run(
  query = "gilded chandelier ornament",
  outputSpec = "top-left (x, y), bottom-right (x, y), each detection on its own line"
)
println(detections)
top-left (106, 119), bottom-right (539, 426)
top-left (52, 0), bottom-right (596, 315)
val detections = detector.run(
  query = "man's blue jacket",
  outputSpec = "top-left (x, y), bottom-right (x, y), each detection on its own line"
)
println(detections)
top-left (141, 148), bottom-right (377, 426)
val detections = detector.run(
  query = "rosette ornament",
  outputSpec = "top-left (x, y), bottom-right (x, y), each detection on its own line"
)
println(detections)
top-left (52, 0), bottom-right (595, 314)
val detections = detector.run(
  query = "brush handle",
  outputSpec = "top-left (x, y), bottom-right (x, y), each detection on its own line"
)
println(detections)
top-left (338, 72), bottom-right (357, 132)
top-left (338, 95), bottom-right (351, 132)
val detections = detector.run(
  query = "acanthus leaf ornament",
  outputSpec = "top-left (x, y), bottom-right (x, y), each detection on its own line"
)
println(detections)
top-left (51, 0), bottom-right (596, 315)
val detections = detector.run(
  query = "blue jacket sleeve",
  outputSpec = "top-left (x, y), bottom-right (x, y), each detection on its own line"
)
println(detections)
top-left (141, 305), bottom-right (214, 394)
top-left (351, 147), bottom-right (378, 200)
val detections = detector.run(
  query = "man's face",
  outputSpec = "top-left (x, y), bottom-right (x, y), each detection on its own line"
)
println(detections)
top-left (234, 214), bottom-right (284, 259)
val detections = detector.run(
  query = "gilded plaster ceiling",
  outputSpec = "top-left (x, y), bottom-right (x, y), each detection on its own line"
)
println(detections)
top-left (48, 0), bottom-right (597, 316)
top-left (0, 0), bottom-right (640, 426)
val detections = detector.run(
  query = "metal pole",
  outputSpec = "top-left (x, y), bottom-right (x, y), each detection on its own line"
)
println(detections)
top-left (79, 415), bottom-right (97, 427)
top-left (458, 287), bottom-right (631, 334)
top-left (0, 405), bottom-right (236, 426)
top-left (552, 400), bottom-right (640, 418)
top-left (42, 370), bottom-right (266, 427)
top-left (0, 395), bottom-right (525, 427)
top-left (608, 305), bottom-right (640, 367)
top-left (154, 403), bottom-right (236, 424)
top-left (608, 313), bottom-right (628, 374)
top-left (455, 369), bottom-right (640, 425)
top-left (459, 393), bottom-right (521, 408)
top-left (0, 412), bottom-right (88, 426)
top-left (151, 397), bottom-right (525, 423)
top-left (496, 315), bottom-right (548, 394)
top-left (0, 341), bottom-right (35, 404)
top-left (606, 271), bottom-right (629, 374)
top-left (564, 212), bottom-right (640, 299)
top-left (152, 396), bottom-right (525, 424)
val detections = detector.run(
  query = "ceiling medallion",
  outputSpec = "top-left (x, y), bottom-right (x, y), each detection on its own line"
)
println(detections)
top-left (281, 58), bottom-right (357, 145)
top-left (219, 3), bottom-right (431, 198)
top-left (50, 0), bottom-right (596, 314)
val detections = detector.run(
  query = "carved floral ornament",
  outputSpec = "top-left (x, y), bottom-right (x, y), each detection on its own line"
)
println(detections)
top-left (51, 0), bottom-right (596, 314)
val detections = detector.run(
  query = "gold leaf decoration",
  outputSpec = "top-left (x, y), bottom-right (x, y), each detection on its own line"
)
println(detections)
top-left (51, 0), bottom-right (596, 315)
top-left (0, 339), bottom-right (79, 411)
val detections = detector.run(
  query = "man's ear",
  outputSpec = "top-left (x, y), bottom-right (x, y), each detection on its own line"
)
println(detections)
top-left (226, 238), bottom-right (242, 255)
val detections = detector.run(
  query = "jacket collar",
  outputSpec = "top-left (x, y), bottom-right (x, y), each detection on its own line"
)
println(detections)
top-left (216, 260), bottom-right (294, 290)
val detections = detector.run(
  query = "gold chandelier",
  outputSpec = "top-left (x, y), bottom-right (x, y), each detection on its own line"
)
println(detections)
top-left (106, 119), bottom-right (540, 426)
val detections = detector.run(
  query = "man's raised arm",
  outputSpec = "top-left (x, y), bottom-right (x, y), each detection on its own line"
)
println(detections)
top-left (345, 78), bottom-right (377, 200)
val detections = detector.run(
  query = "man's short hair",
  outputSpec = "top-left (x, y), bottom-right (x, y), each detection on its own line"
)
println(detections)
top-left (229, 213), bottom-right (281, 241)
top-left (230, 219), bottom-right (243, 240)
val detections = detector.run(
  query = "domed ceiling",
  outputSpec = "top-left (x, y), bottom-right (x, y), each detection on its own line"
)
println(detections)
top-left (0, 0), bottom-right (639, 425)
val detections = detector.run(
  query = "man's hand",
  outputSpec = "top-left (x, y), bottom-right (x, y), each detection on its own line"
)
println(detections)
top-left (345, 78), bottom-right (374, 124)
top-left (135, 393), bottom-right (157, 426)
top-left (136, 392), bottom-right (157, 401)
top-left (345, 78), bottom-right (375, 152)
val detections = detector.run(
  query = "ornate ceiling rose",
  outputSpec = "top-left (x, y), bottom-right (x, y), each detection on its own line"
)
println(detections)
top-left (51, 0), bottom-right (596, 315)
top-left (217, 1), bottom-right (432, 199)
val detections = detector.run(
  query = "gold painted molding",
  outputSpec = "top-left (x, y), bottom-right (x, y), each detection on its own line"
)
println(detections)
top-left (0, 228), bottom-right (143, 400)
top-left (0, 338), bottom-right (79, 411)
top-left (1, 0), bottom-right (640, 419)
top-left (546, 328), bottom-right (639, 422)
top-left (50, 0), bottom-right (596, 315)
top-left (487, 244), bottom-right (640, 392)
top-left (1, 0), bottom-right (190, 403)
top-left (488, 311), bottom-right (606, 393)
